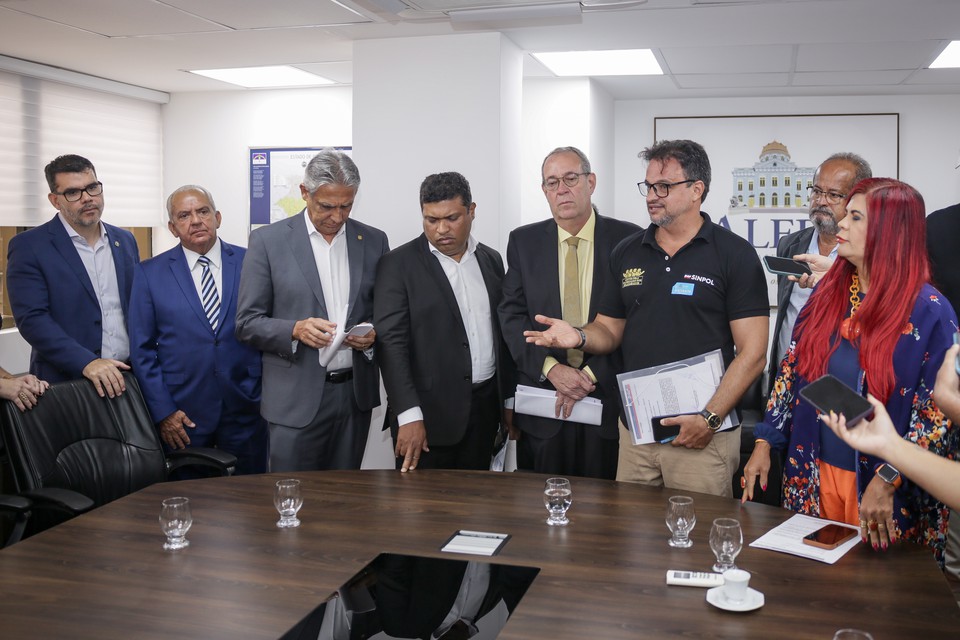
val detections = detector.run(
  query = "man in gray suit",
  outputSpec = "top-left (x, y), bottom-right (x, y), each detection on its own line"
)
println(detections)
top-left (236, 149), bottom-right (389, 471)
top-left (767, 152), bottom-right (871, 392)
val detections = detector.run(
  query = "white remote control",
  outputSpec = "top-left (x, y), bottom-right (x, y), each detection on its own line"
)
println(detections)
top-left (665, 570), bottom-right (725, 587)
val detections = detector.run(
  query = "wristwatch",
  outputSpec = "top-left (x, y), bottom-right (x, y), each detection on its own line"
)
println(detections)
top-left (875, 463), bottom-right (902, 489)
top-left (699, 409), bottom-right (722, 432)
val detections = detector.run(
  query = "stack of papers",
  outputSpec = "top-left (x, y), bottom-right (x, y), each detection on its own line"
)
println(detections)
top-left (750, 514), bottom-right (861, 564)
top-left (514, 385), bottom-right (602, 426)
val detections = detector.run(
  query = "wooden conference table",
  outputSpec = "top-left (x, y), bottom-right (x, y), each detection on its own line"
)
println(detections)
top-left (1, 469), bottom-right (958, 639)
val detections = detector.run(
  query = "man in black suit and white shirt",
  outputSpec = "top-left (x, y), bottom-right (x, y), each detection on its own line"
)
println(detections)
top-left (374, 172), bottom-right (514, 472)
top-left (498, 147), bottom-right (640, 479)
top-left (767, 152), bottom-right (871, 392)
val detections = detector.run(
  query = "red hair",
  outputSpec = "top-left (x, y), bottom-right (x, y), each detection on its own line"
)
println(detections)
top-left (794, 178), bottom-right (930, 402)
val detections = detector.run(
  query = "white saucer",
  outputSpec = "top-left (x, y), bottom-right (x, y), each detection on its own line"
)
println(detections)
top-left (705, 586), bottom-right (764, 612)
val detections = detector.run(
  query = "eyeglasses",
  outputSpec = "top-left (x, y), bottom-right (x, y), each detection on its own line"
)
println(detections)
top-left (54, 181), bottom-right (103, 202)
top-left (807, 185), bottom-right (846, 205)
top-left (637, 179), bottom-right (695, 198)
top-left (543, 172), bottom-right (589, 191)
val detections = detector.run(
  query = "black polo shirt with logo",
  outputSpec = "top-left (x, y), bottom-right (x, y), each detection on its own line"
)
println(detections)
top-left (597, 213), bottom-right (769, 373)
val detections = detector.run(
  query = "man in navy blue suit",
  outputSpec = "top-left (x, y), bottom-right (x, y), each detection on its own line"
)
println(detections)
top-left (7, 154), bottom-right (139, 396)
top-left (129, 186), bottom-right (268, 474)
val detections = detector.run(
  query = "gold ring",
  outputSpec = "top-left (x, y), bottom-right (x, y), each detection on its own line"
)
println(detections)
top-left (868, 521), bottom-right (879, 532)
top-left (18, 391), bottom-right (29, 401)
top-left (860, 520), bottom-right (867, 529)
top-left (877, 523), bottom-right (887, 530)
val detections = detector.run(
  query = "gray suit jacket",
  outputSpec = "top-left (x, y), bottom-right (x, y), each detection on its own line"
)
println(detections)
top-left (767, 226), bottom-right (815, 394)
top-left (236, 213), bottom-right (389, 428)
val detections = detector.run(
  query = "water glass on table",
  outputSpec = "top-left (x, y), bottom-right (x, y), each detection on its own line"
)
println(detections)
top-left (665, 495), bottom-right (696, 548)
top-left (544, 477), bottom-right (572, 526)
top-left (274, 478), bottom-right (303, 528)
top-left (159, 496), bottom-right (192, 550)
top-left (709, 518), bottom-right (743, 572)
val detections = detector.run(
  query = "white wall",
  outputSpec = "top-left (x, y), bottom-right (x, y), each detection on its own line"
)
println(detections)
top-left (160, 87), bottom-right (353, 253)
top-left (614, 94), bottom-right (960, 228)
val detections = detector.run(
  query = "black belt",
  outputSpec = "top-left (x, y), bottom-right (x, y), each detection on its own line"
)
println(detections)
top-left (325, 369), bottom-right (353, 384)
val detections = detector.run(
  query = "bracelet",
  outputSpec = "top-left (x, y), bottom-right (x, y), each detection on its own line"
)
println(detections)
top-left (574, 327), bottom-right (587, 350)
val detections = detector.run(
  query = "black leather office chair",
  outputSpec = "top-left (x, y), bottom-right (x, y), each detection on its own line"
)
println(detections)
top-left (732, 376), bottom-right (784, 506)
top-left (0, 372), bottom-right (235, 536)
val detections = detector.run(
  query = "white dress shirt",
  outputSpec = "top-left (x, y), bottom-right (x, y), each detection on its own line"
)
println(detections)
top-left (182, 238), bottom-right (223, 311)
top-left (398, 235), bottom-right (495, 427)
top-left (59, 213), bottom-right (129, 362)
top-left (307, 214), bottom-right (353, 372)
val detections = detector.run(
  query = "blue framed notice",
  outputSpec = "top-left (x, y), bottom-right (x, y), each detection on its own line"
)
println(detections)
top-left (249, 147), bottom-right (352, 226)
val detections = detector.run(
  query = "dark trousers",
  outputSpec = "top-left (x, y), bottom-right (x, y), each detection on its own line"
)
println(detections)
top-left (396, 379), bottom-right (500, 471)
top-left (518, 421), bottom-right (618, 480)
top-left (168, 407), bottom-right (269, 479)
top-left (269, 379), bottom-right (371, 472)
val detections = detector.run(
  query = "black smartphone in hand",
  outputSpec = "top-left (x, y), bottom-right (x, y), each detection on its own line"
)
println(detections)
top-left (763, 255), bottom-right (813, 278)
top-left (799, 374), bottom-right (873, 427)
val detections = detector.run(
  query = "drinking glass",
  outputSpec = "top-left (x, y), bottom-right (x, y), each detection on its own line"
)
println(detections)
top-left (833, 631), bottom-right (874, 640)
top-left (159, 497), bottom-right (192, 550)
top-left (665, 496), bottom-right (696, 548)
top-left (274, 478), bottom-right (303, 528)
top-left (543, 477), bottom-right (572, 526)
top-left (709, 518), bottom-right (743, 572)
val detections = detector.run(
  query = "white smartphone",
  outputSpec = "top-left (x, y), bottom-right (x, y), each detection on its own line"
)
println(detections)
top-left (346, 322), bottom-right (374, 337)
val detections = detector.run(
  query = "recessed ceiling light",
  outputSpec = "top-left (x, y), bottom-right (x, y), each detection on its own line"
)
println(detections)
top-left (188, 66), bottom-right (334, 88)
top-left (531, 49), bottom-right (662, 77)
top-left (930, 41), bottom-right (960, 68)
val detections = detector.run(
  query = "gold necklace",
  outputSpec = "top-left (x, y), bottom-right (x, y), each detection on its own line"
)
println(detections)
top-left (840, 273), bottom-right (861, 341)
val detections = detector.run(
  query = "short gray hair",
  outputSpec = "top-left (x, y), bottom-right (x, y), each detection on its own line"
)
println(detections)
top-left (822, 152), bottom-right (873, 186)
top-left (166, 184), bottom-right (217, 220)
top-left (541, 146), bottom-right (592, 177)
top-left (303, 149), bottom-right (360, 195)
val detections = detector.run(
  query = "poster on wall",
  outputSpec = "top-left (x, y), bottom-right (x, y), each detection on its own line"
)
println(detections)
top-left (249, 147), bottom-right (352, 228)
top-left (652, 114), bottom-right (899, 304)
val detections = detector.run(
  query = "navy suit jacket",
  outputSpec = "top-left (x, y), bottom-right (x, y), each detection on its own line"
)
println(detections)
top-left (498, 214), bottom-right (641, 440)
top-left (7, 214), bottom-right (139, 382)
top-left (374, 235), bottom-right (515, 447)
top-left (129, 241), bottom-right (262, 437)
top-left (236, 214), bottom-right (388, 428)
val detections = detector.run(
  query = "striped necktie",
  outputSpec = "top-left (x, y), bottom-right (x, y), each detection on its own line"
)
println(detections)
top-left (197, 255), bottom-right (220, 331)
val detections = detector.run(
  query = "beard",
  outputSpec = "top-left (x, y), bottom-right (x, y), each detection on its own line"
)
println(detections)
top-left (809, 206), bottom-right (839, 236)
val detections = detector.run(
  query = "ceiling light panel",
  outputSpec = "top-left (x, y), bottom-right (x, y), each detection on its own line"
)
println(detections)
top-left (533, 49), bottom-right (662, 76)
top-left (188, 66), bottom-right (335, 88)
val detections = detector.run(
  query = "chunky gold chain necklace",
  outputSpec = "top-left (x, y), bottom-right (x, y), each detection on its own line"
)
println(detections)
top-left (840, 273), bottom-right (861, 341)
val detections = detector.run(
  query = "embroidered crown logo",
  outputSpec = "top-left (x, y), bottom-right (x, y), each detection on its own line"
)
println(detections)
top-left (622, 268), bottom-right (644, 288)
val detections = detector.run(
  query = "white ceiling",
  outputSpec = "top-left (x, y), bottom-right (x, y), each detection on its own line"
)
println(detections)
top-left (0, 0), bottom-right (958, 99)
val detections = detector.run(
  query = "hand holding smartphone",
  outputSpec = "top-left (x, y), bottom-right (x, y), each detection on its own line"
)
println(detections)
top-left (651, 413), bottom-right (697, 444)
top-left (346, 322), bottom-right (374, 337)
top-left (763, 255), bottom-right (813, 278)
top-left (799, 374), bottom-right (873, 427)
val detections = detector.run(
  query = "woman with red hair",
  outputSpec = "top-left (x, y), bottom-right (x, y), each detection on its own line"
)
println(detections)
top-left (742, 178), bottom-right (958, 565)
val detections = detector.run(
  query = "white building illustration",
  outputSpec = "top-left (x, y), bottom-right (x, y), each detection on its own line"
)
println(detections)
top-left (730, 141), bottom-right (815, 209)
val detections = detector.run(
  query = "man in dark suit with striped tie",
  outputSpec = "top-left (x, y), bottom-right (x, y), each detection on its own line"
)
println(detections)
top-left (129, 185), bottom-right (268, 474)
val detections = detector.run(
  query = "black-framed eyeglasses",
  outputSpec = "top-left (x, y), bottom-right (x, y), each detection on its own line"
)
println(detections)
top-left (543, 172), bottom-right (589, 191)
top-left (806, 185), bottom-right (846, 205)
top-left (637, 179), bottom-right (695, 198)
top-left (54, 181), bottom-right (103, 202)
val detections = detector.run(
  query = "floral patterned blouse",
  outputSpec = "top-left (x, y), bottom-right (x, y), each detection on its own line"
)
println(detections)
top-left (756, 284), bottom-right (959, 565)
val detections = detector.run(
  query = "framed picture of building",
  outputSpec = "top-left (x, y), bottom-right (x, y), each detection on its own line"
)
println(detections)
top-left (652, 113), bottom-right (899, 304)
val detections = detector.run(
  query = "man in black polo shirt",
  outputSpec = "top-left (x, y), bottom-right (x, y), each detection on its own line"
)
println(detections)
top-left (524, 139), bottom-right (769, 497)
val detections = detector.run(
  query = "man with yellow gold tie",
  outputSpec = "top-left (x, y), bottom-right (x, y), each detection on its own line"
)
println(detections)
top-left (499, 147), bottom-right (640, 479)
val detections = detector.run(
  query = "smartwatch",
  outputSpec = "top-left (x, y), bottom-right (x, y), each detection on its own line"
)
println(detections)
top-left (875, 463), bottom-right (902, 490)
top-left (699, 409), bottom-right (722, 432)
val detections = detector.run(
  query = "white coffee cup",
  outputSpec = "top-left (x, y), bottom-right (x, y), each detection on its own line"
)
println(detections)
top-left (721, 568), bottom-right (751, 604)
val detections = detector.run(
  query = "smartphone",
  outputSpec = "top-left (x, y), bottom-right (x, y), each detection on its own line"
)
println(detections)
top-left (954, 332), bottom-right (960, 376)
top-left (346, 323), bottom-right (374, 337)
top-left (799, 374), bottom-right (873, 427)
top-left (763, 255), bottom-right (813, 278)
top-left (651, 413), bottom-right (697, 444)
top-left (802, 523), bottom-right (858, 549)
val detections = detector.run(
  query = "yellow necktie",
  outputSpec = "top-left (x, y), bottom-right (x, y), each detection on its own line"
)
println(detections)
top-left (562, 236), bottom-right (583, 368)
